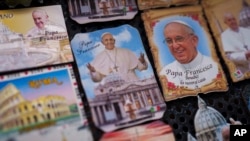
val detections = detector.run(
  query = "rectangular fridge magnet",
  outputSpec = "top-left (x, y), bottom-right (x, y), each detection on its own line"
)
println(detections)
top-left (67, 0), bottom-right (138, 24)
top-left (142, 5), bottom-right (228, 101)
top-left (202, 0), bottom-right (250, 82)
top-left (0, 5), bottom-right (74, 73)
top-left (0, 64), bottom-right (93, 141)
top-left (137, 0), bottom-right (199, 10)
top-left (70, 24), bottom-right (166, 132)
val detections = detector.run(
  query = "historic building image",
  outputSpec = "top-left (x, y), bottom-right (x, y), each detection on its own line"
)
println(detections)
top-left (68, 0), bottom-right (137, 17)
top-left (0, 83), bottom-right (71, 132)
top-left (0, 21), bottom-right (73, 72)
top-left (0, 65), bottom-right (94, 141)
top-left (187, 96), bottom-right (227, 141)
top-left (67, 0), bottom-right (138, 24)
top-left (88, 73), bottom-right (166, 131)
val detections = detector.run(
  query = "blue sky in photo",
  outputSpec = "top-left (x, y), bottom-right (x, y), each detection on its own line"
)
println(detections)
top-left (0, 69), bottom-right (77, 104)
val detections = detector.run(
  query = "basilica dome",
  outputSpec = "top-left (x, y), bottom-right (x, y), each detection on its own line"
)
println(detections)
top-left (194, 96), bottom-right (227, 141)
top-left (0, 21), bottom-right (12, 43)
top-left (0, 21), bottom-right (12, 34)
top-left (103, 72), bottom-right (125, 87)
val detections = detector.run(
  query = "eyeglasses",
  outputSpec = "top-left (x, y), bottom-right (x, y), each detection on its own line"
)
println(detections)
top-left (164, 34), bottom-right (193, 46)
top-left (103, 38), bottom-right (115, 42)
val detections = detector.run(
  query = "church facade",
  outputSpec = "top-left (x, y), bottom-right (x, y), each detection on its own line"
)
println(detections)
top-left (88, 73), bottom-right (166, 128)
top-left (67, 0), bottom-right (137, 17)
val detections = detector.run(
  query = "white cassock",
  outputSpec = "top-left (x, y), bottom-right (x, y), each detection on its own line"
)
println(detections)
top-left (90, 47), bottom-right (148, 82)
top-left (221, 27), bottom-right (250, 73)
top-left (160, 52), bottom-right (219, 89)
top-left (26, 21), bottom-right (66, 37)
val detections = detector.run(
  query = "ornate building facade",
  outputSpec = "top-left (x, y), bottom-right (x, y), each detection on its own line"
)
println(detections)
top-left (0, 21), bottom-right (23, 49)
top-left (89, 73), bottom-right (166, 127)
top-left (0, 83), bottom-right (70, 131)
top-left (67, 0), bottom-right (137, 17)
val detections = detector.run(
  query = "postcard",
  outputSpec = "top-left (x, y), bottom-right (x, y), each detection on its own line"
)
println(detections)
top-left (141, 5), bottom-right (228, 101)
top-left (0, 5), bottom-right (73, 73)
top-left (0, 64), bottom-right (93, 141)
top-left (202, 0), bottom-right (250, 82)
top-left (100, 120), bottom-right (175, 141)
top-left (67, 0), bottom-right (138, 24)
top-left (71, 24), bottom-right (166, 132)
top-left (137, 0), bottom-right (199, 10)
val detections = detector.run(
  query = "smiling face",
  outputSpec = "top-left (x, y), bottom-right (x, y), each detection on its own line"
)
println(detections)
top-left (32, 10), bottom-right (49, 29)
top-left (164, 22), bottom-right (198, 64)
top-left (224, 13), bottom-right (239, 31)
top-left (101, 33), bottom-right (116, 50)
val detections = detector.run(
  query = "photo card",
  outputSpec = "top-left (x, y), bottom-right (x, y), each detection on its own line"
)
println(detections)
top-left (0, 5), bottom-right (73, 73)
top-left (142, 5), bottom-right (228, 101)
top-left (137, 0), bottom-right (199, 10)
top-left (0, 64), bottom-right (93, 141)
top-left (202, 0), bottom-right (250, 82)
top-left (71, 24), bottom-right (166, 132)
top-left (67, 0), bottom-right (138, 24)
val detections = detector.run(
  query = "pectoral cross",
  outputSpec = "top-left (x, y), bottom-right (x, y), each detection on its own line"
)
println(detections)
top-left (113, 65), bottom-right (119, 72)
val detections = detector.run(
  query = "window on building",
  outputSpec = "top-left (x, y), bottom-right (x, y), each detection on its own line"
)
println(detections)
top-left (147, 95), bottom-right (153, 106)
top-left (135, 101), bottom-right (141, 109)
top-left (38, 103), bottom-right (42, 107)
top-left (105, 104), bottom-right (112, 111)
top-left (153, 93), bottom-right (159, 103)
top-left (33, 115), bottom-right (38, 123)
top-left (24, 105), bottom-right (28, 111)
top-left (47, 113), bottom-right (51, 120)
top-left (133, 93), bottom-right (138, 99)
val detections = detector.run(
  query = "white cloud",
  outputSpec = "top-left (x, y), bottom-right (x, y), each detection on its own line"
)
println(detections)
top-left (91, 41), bottom-right (105, 56)
top-left (78, 33), bottom-right (91, 41)
top-left (114, 28), bottom-right (131, 47)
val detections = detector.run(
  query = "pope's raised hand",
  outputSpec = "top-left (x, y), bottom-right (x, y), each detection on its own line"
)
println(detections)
top-left (139, 53), bottom-right (146, 64)
top-left (87, 63), bottom-right (96, 72)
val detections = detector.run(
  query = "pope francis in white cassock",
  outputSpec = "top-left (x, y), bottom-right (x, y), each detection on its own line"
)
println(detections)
top-left (221, 12), bottom-right (250, 74)
top-left (221, 27), bottom-right (250, 74)
top-left (87, 32), bottom-right (148, 82)
top-left (26, 9), bottom-right (66, 37)
top-left (159, 20), bottom-right (220, 90)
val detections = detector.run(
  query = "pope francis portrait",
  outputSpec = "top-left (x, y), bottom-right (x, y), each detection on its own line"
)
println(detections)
top-left (87, 32), bottom-right (148, 82)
